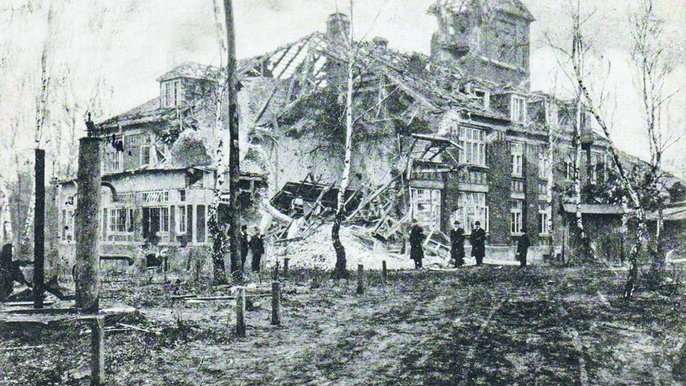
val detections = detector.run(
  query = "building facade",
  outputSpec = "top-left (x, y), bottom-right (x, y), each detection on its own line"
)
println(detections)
top-left (57, 0), bottom-right (621, 263)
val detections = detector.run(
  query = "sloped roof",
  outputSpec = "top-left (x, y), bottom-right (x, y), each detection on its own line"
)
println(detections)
top-left (157, 62), bottom-right (222, 82)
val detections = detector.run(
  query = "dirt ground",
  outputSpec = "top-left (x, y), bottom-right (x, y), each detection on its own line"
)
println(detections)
top-left (1, 265), bottom-right (685, 385)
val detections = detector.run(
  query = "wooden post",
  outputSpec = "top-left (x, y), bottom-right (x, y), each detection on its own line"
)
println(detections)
top-left (75, 132), bottom-right (101, 312)
top-left (272, 260), bottom-right (280, 281)
top-left (356, 264), bottom-right (364, 295)
top-left (90, 316), bottom-right (105, 385)
top-left (382, 260), bottom-right (387, 283)
top-left (194, 255), bottom-right (202, 285)
top-left (271, 281), bottom-right (281, 326)
top-left (235, 287), bottom-right (246, 336)
top-left (33, 148), bottom-right (45, 309)
top-left (283, 258), bottom-right (289, 276)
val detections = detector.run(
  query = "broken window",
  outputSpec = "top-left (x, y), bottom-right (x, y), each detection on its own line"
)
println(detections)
top-left (410, 188), bottom-right (441, 231)
top-left (103, 136), bottom-right (123, 173)
top-left (510, 200), bottom-right (523, 235)
top-left (142, 206), bottom-right (169, 240)
top-left (61, 209), bottom-right (74, 241)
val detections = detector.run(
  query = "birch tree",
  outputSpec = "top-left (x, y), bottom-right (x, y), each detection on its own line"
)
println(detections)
top-left (629, 0), bottom-right (680, 252)
top-left (331, 1), bottom-right (356, 280)
top-left (565, 4), bottom-right (650, 299)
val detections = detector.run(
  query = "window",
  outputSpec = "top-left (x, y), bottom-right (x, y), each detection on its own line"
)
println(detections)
top-left (196, 205), bottom-right (206, 243)
top-left (510, 200), bottom-right (523, 235)
top-left (103, 138), bottom-right (123, 173)
top-left (455, 192), bottom-right (489, 232)
top-left (142, 206), bottom-right (170, 240)
top-left (140, 135), bottom-right (152, 167)
top-left (61, 209), bottom-right (74, 241)
top-left (565, 160), bottom-right (574, 180)
top-left (458, 127), bottom-right (487, 166)
top-left (538, 205), bottom-right (551, 235)
top-left (474, 89), bottom-right (490, 110)
top-left (511, 95), bottom-right (527, 123)
top-left (410, 188), bottom-right (442, 231)
top-left (161, 80), bottom-right (182, 107)
top-left (545, 101), bottom-right (558, 126)
top-left (176, 206), bottom-right (186, 234)
top-left (538, 182), bottom-right (548, 196)
top-left (511, 180), bottom-right (525, 193)
top-left (108, 208), bottom-right (128, 233)
top-left (511, 142), bottom-right (523, 177)
top-left (539, 153), bottom-right (550, 179)
top-left (179, 189), bottom-right (186, 202)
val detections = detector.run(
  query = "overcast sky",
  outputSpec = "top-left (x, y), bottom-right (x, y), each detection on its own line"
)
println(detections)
top-left (0, 0), bottom-right (684, 177)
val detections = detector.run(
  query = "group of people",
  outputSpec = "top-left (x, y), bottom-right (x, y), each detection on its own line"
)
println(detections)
top-left (409, 220), bottom-right (531, 269)
top-left (239, 225), bottom-right (265, 273)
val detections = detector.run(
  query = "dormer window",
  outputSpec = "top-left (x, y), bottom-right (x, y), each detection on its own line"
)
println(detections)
top-left (545, 100), bottom-right (559, 126)
top-left (161, 80), bottom-right (182, 108)
top-left (511, 95), bottom-right (527, 123)
top-left (474, 89), bottom-right (490, 110)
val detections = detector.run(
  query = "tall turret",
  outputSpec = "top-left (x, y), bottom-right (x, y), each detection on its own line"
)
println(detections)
top-left (428, 0), bottom-right (534, 89)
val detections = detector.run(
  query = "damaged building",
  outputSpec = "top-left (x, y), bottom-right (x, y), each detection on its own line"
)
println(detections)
top-left (57, 0), bottom-right (657, 265)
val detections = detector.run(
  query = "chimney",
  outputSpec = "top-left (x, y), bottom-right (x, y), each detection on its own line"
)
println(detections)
top-left (372, 37), bottom-right (389, 50)
top-left (326, 13), bottom-right (350, 41)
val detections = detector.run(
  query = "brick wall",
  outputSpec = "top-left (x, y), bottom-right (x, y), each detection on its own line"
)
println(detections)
top-left (487, 139), bottom-right (511, 245)
top-left (442, 171), bottom-right (460, 233)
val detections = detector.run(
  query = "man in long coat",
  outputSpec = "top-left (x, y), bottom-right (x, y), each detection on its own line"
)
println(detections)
top-left (470, 221), bottom-right (487, 266)
top-left (450, 221), bottom-right (465, 267)
top-left (517, 231), bottom-right (531, 268)
top-left (409, 221), bottom-right (425, 270)
top-left (249, 228), bottom-right (265, 273)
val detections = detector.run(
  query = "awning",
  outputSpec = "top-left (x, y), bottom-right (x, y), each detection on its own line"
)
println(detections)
top-left (562, 204), bottom-right (626, 215)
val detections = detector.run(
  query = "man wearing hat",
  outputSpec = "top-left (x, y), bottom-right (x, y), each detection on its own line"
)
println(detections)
top-left (470, 221), bottom-right (487, 266)
top-left (450, 220), bottom-right (465, 267)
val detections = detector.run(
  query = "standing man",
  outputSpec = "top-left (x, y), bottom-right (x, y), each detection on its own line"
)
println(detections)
top-left (470, 221), bottom-right (487, 266)
top-left (409, 220), bottom-right (425, 270)
top-left (450, 221), bottom-right (465, 267)
top-left (517, 230), bottom-right (531, 268)
top-left (239, 225), bottom-right (249, 271)
top-left (249, 228), bottom-right (265, 273)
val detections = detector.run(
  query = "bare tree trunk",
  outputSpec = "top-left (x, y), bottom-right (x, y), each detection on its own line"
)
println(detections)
top-left (332, 2), bottom-right (355, 280)
top-left (224, 0), bottom-right (242, 281)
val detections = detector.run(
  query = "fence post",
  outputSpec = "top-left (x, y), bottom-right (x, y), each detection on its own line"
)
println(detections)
top-left (271, 281), bottom-right (281, 326)
top-left (75, 135), bottom-right (101, 312)
top-left (356, 264), bottom-right (364, 295)
top-left (235, 287), bottom-right (246, 337)
top-left (90, 316), bottom-right (105, 385)
top-left (283, 258), bottom-right (289, 276)
top-left (382, 260), bottom-right (387, 283)
top-left (272, 260), bottom-right (280, 281)
top-left (194, 255), bottom-right (202, 285)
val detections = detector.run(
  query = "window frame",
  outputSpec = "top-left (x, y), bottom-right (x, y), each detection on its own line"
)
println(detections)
top-left (510, 95), bottom-right (527, 123)
top-left (510, 200), bottom-right (523, 235)
top-left (455, 192), bottom-right (489, 234)
top-left (511, 142), bottom-right (524, 177)
top-left (458, 127), bottom-right (487, 166)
